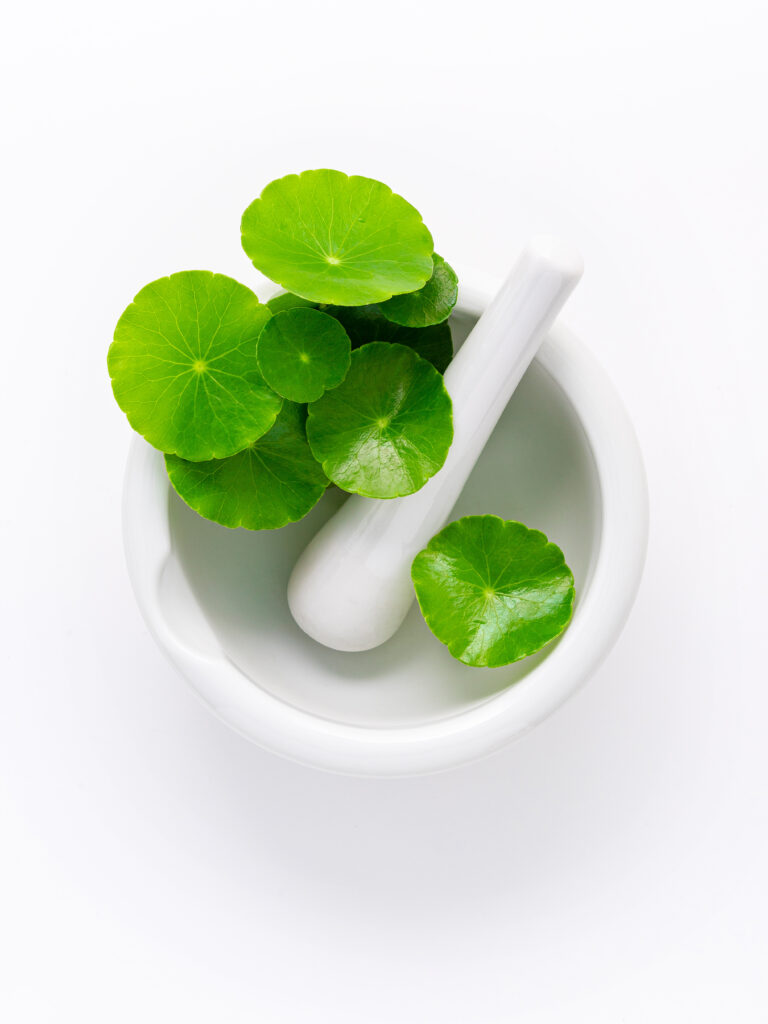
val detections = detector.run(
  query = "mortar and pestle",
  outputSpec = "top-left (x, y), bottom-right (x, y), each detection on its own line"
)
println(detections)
top-left (122, 241), bottom-right (648, 776)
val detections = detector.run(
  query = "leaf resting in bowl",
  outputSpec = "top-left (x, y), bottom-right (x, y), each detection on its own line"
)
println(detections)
top-left (306, 342), bottom-right (453, 498)
top-left (257, 308), bottom-right (351, 403)
top-left (378, 253), bottom-right (458, 327)
top-left (411, 516), bottom-right (575, 667)
top-left (108, 271), bottom-right (280, 461)
top-left (241, 169), bottom-right (434, 305)
top-left (164, 401), bottom-right (328, 530)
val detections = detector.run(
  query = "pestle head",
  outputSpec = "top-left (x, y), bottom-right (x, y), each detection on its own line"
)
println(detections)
top-left (288, 238), bottom-right (584, 653)
top-left (525, 234), bottom-right (584, 282)
top-left (288, 533), bottom-right (414, 652)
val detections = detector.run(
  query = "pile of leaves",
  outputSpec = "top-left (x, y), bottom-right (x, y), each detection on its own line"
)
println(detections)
top-left (109, 169), bottom-right (574, 667)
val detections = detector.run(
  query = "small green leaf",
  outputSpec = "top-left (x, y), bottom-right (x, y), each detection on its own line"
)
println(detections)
top-left (379, 254), bottom-right (458, 327)
top-left (266, 291), bottom-right (317, 314)
top-left (108, 271), bottom-right (281, 461)
top-left (306, 342), bottom-right (453, 498)
top-left (257, 308), bottom-right (351, 403)
top-left (324, 303), bottom-right (453, 372)
top-left (412, 516), bottom-right (575, 668)
top-left (261, 295), bottom-right (454, 373)
top-left (241, 169), bottom-right (434, 305)
top-left (165, 401), bottom-right (328, 530)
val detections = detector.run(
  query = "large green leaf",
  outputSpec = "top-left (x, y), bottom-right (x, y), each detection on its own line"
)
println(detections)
top-left (306, 342), bottom-right (453, 498)
top-left (257, 307), bottom-right (351, 403)
top-left (165, 401), bottom-right (328, 530)
top-left (412, 516), bottom-right (575, 668)
top-left (323, 303), bottom-right (453, 372)
top-left (378, 253), bottom-right (458, 327)
top-left (240, 169), bottom-right (434, 305)
top-left (109, 271), bottom-right (281, 461)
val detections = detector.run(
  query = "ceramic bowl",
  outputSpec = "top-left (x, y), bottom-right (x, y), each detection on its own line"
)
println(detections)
top-left (122, 273), bottom-right (648, 776)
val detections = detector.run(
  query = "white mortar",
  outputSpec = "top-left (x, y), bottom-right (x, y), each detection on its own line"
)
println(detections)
top-left (121, 272), bottom-right (648, 776)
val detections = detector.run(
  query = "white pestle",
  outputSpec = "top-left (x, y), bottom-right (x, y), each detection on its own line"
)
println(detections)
top-left (288, 236), bottom-right (584, 652)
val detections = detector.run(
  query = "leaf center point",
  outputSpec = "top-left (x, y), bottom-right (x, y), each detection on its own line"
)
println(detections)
top-left (192, 359), bottom-right (208, 374)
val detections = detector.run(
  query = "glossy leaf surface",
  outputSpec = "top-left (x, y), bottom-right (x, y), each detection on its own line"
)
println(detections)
top-left (379, 253), bottom-right (458, 327)
top-left (412, 516), bottom-right (575, 667)
top-left (165, 401), bottom-right (327, 530)
top-left (241, 169), bottom-right (434, 305)
top-left (257, 308), bottom-right (351, 402)
top-left (109, 271), bottom-right (280, 461)
top-left (306, 342), bottom-right (453, 498)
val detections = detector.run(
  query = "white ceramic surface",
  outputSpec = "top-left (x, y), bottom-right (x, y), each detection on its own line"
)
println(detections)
top-left (289, 238), bottom-right (584, 652)
top-left (122, 273), bottom-right (648, 776)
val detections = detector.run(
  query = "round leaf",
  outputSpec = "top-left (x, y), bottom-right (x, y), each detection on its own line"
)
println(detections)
top-left (241, 169), bottom-right (434, 305)
top-left (257, 308), bottom-right (351, 402)
top-left (379, 254), bottom-right (458, 327)
top-left (306, 342), bottom-right (453, 498)
top-left (324, 303), bottom-right (453, 373)
top-left (412, 516), bottom-right (575, 668)
top-left (165, 401), bottom-right (328, 530)
top-left (109, 271), bottom-right (281, 461)
top-left (261, 296), bottom-right (454, 372)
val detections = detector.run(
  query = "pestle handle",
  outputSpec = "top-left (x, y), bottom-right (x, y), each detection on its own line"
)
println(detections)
top-left (288, 237), bottom-right (584, 652)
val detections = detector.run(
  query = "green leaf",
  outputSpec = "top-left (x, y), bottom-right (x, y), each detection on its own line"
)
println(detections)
top-left (164, 401), bottom-right (328, 530)
top-left (261, 295), bottom-right (454, 373)
top-left (411, 516), bottom-right (575, 668)
top-left (241, 169), bottom-right (434, 306)
top-left (323, 303), bottom-right (453, 373)
top-left (306, 342), bottom-right (453, 498)
top-left (378, 254), bottom-right (458, 327)
top-left (109, 271), bottom-right (281, 461)
top-left (266, 291), bottom-right (317, 314)
top-left (257, 307), bottom-right (351, 403)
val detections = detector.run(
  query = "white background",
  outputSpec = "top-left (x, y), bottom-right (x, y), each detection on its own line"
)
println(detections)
top-left (2, 1), bottom-right (767, 1020)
